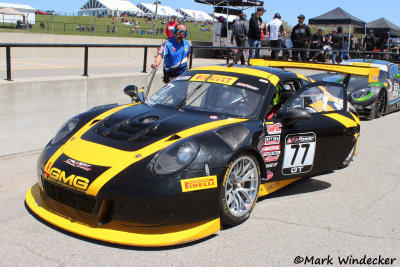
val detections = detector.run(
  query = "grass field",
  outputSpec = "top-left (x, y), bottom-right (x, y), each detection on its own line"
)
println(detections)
top-left (0, 15), bottom-right (213, 41)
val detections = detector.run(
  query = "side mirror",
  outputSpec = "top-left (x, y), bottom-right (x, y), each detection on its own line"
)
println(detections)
top-left (123, 85), bottom-right (144, 103)
top-left (283, 108), bottom-right (312, 126)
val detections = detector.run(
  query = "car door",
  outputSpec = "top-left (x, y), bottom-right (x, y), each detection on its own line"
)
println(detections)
top-left (259, 81), bottom-right (358, 182)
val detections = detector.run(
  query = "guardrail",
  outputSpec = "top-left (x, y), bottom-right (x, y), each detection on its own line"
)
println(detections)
top-left (1, 43), bottom-right (399, 81)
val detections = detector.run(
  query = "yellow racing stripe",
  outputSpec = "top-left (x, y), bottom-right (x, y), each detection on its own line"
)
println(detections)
top-left (323, 113), bottom-right (358, 128)
top-left (349, 112), bottom-right (360, 125)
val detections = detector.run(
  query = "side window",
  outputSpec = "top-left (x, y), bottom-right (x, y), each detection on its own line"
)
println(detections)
top-left (282, 82), bottom-right (346, 113)
top-left (389, 65), bottom-right (399, 79)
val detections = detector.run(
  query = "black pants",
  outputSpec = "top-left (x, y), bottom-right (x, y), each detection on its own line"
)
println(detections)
top-left (292, 43), bottom-right (309, 61)
top-left (270, 40), bottom-right (282, 60)
top-left (234, 38), bottom-right (246, 65)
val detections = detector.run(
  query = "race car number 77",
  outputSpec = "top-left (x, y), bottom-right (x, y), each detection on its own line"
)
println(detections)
top-left (282, 133), bottom-right (316, 175)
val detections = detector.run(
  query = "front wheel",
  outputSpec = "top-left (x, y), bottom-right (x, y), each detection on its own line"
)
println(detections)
top-left (219, 154), bottom-right (260, 226)
top-left (375, 89), bottom-right (386, 118)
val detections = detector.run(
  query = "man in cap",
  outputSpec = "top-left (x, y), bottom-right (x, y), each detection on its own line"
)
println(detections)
top-left (152, 24), bottom-right (190, 83)
top-left (231, 14), bottom-right (248, 65)
top-left (165, 15), bottom-right (178, 38)
top-left (247, 6), bottom-right (266, 61)
top-left (267, 13), bottom-right (287, 60)
top-left (291, 14), bottom-right (312, 61)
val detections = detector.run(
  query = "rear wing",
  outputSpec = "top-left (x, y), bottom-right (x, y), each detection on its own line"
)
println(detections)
top-left (249, 59), bottom-right (380, 83)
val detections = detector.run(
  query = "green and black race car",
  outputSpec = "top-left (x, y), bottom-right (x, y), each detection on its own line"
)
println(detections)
top-left (309, 59), bottom-right (400, 119)
top-left (26, 61), bottom-right (372, 247)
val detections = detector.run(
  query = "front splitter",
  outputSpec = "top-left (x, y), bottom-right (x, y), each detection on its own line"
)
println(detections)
top-left (25, 183), bottom-right (221, 247)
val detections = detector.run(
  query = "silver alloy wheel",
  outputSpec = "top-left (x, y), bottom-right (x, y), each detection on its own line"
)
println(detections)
top-left (224, 156), bottom-right (259, 217)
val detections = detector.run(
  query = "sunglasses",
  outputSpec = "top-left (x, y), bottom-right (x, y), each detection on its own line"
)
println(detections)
top-left (176, 29), bottom-right (187, 34)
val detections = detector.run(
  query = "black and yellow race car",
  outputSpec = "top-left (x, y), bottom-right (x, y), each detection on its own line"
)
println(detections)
top-left (309, 59), bottom-right (400, 119)
top-left (26, 61), bottom-right (377, 247)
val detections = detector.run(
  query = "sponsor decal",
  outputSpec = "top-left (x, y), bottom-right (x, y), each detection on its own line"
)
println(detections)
top-left (63, 159), bottom-right (92, 171)
top-left (208, 75), bottom-right (238, 85)
top-left (70, 137), bottom-right (76, 142)
top-left (261, 145), bottom-right (281, 152)
top-left (282, 132), bottom-right (316, 175)
top-left (262, 151), bottom-right (281, 157)
top-left (267, 123), bottom-right (282, 134)
top-left (174, 76), bottom-right (191, 81)
top-left (190, 74), bottom-right (210, 82)
top-left (264, 135), bottom-right (280, 145)
top-left (236, 82), bottom-right (259, 90)
top-left (210, 115), bottom-right (218, 119)
top-left (259, 79), bottom-right (269, 84)
top-left (204, 163), bottom-right (210, 176)
top-left (350, 62), bottom-right (372, 67)
top-left (172, 47), bottom-right (176, 52)
top-left (44, 167), bottom-right (89, 191)
top-left (262, 170), bottom-right (274, 181)
top-left (181, 176), bottom-right (217, 192)
top-left (264, 155), bottom-right (279, 162)
top-left (135, 154), bottom-right (142, 158)
top-left (265, 162), bottom-right (278, 168)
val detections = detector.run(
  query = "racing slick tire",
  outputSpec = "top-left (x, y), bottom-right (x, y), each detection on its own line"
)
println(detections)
top-left (375, 89), bottom-right (386, 118)
top-left (219, 154), bottom-right (261, 226)
top-left (366, 89), bottom-right (386, 120)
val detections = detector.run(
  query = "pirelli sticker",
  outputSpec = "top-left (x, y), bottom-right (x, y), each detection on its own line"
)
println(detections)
top-left (190, 74), bottom-right (238, 85)
top-left (181, 176), bottom-right (217, 192)
top-left (349, 62), bottom-right (372, 67)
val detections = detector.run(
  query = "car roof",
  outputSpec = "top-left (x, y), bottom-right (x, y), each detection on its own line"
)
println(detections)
top-left (341, 59), bottom-right (391, 72)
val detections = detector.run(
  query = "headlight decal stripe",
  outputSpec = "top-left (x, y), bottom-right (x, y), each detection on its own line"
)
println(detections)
top-left (42, 104), bottom-right (137, 187)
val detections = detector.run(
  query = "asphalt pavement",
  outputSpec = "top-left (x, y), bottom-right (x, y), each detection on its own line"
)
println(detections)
top-left (0, 109), bottom-right (399, 266)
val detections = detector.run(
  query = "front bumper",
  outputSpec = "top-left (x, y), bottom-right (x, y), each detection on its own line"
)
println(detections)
top-left (26, 183), bottom-right (220, 247)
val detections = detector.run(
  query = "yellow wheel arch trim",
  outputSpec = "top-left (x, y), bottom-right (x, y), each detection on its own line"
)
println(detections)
top-left (25, 184), bottom-right (220, 247)
top-left (190, 65), bottom-right (280, 85)
top-left (44, 103), bottom-right (247, 196)
top-left (249, 59), bottom-right (380, 83)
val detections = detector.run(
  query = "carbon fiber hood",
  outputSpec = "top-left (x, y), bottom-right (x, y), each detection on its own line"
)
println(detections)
top-left (81, 104), bottom-right (223, 151)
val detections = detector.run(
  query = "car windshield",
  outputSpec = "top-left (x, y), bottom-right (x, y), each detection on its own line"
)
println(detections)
top-left (146, 79), bottom-right (264, 118)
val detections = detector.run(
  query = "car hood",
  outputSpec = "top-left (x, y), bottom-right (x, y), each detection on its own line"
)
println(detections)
top-left (80, 104), bottom-right (242, 152)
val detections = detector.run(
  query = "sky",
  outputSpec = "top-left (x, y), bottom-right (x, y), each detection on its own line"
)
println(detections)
top-left (2, 0), bottom-right (400, 28)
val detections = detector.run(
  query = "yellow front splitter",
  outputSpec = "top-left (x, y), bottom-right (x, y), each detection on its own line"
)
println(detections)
top-left (25, 184), bottom-right (221, 247)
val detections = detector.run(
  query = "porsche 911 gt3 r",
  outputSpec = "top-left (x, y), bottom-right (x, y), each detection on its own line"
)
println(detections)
top-left (26, 62), bottom-right (374, 247)
top-left (310, 59), bottom-right (400, 119)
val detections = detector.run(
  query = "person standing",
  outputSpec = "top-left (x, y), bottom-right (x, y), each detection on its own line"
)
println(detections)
top-left (331, 26), bottom-right (344, 64)
top-left (248, 7), bottom-right (266, 61)
top-left (363, 30), bottom-right (377, 58)
top-left (165, 15), bottom-right (178, 39)
top-left (231, 14), bottom-right (248, 65)
top-left (291, 14), bottom-right (312, 61)
top-left (267, 13), bottom-right (286, 60)
top-left (152, 24), bottom-right (190, 83)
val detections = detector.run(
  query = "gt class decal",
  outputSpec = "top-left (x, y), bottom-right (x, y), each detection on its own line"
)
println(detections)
top-left (282, 133), bottom-right (316, 175)
top-left (181, 176), bottom-right (217, 192)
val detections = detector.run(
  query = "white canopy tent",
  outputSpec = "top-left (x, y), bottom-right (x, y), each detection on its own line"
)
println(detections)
top-left (79, 0), bottom-right (144, 16)
top-left (0, 2), bottom-right (35, 24)
top-left (137, 3), bottom-right (182, 18)
top-left (177, 8), bottom-right (212, 21)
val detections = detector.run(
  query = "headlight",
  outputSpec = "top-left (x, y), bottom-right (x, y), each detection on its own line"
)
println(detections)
top-left (351, 88), bottom-right (373, 101)
top-left (51, 117), bottom-right (80, 145)
top-left (153, 139), bottom-right (199, 175)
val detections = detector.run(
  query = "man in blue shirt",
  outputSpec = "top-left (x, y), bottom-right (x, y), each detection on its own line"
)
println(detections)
top-left (151, 24), bottom-right (190, 83)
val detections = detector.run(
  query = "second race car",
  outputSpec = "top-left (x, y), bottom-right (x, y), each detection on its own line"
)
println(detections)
top-left (309, 59), bottom-right (400, 119)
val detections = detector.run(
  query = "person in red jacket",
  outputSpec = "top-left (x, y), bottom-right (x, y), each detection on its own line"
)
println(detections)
top-left (165, 15), bottom-right (178, 38)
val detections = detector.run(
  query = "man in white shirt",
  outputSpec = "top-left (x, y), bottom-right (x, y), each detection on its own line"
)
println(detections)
top-left (267, 13), bottom-right (287, 60)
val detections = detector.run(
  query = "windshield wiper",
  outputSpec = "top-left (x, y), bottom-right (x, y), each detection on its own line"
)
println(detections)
top-left (175, 73), bottom-right (213, 110)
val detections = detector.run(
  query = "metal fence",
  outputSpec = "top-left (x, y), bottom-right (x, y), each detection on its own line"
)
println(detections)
top-left (1, 43), bottom-right (399, 81)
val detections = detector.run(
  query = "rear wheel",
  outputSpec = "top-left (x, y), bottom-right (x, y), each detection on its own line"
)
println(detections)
top-left (219, 154), bottom-right (260, 226)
